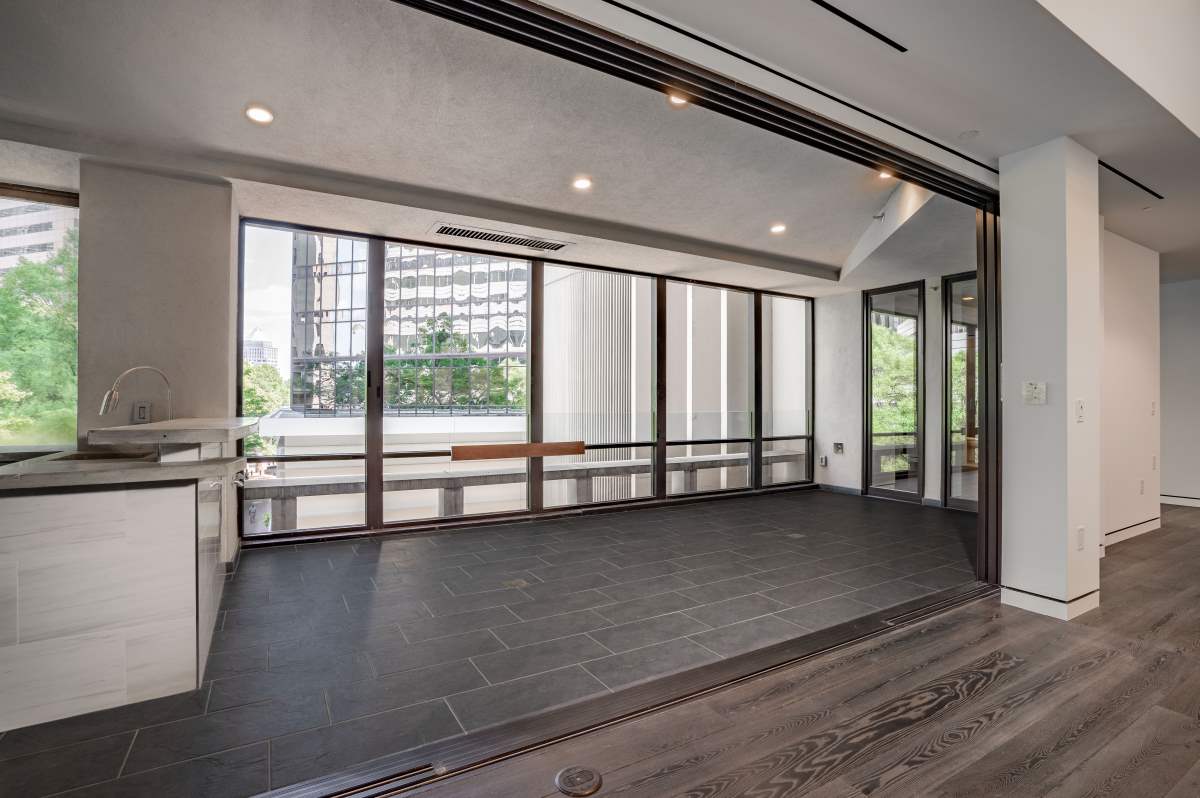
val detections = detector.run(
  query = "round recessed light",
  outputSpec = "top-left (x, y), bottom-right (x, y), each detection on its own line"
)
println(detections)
top-left (879, 170), bottom-right (893, 179)
top-left (244, 104), bottom-right (274, 125)
top-left (572, 176), bottom-right (593, 191)
top-left (962, 295), bottom-right (975, 302)
top-left (769, 223), bottom-right (787, 234)
top-left (668, 93), bottom-right (689, 107)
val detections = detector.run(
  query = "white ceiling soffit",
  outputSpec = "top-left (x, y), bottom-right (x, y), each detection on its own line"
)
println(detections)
top-left (547, 0), bottom-right (1200, 280)
top-left (0, 0), bottom-right (960, 291)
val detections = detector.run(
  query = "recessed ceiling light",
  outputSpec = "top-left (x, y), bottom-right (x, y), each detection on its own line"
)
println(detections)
top-left (770, 223), bottom-right (787, 234)
top-left (244, 104), bottom-right (274, 125)
top-left (668, 93), bottom-right (689, 107)
top-left (572, 176), bottom-right (593, 191)
top-left (962, 296), bottom-right (975, 302)
top-left (879, 170), bottom-right (893, 179)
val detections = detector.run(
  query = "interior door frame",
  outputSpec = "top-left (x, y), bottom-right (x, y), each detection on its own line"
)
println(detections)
top-left (862, 279), bottom-right (926, 504)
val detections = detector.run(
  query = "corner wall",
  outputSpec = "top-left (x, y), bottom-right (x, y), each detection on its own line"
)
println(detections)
top-left (814, 291), bottom-right (863, 490)
top-left (1161, 278), bottom-right (1200, 505)
top-left (1100, 229), bottom-right (1160, 545)
top-left (78, 161), bottom-right (237, 443)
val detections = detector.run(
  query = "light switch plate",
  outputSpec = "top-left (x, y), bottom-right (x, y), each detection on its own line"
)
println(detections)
top-left (1022, 381), bottom-right (1047, 405)
top-left (132, 400), bottom-right (152, 424)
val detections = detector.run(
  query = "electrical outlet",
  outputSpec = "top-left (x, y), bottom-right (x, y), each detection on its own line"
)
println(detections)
top-left (1074, 399), bottom-right (1085, 424)
top-left (1076, 525), bottom-right (1085, 552)
top-left (132, 400), bottom-right (152, 424)
top-left (818, 455), bottom-right (828, 467)
top-left (1151, 400), bottom-right (1157, 416)
top-left (833, 442), bottom-right (844, 454)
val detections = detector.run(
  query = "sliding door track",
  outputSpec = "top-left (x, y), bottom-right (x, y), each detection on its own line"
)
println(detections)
top-left (262, 581), bottom-right (996, 797)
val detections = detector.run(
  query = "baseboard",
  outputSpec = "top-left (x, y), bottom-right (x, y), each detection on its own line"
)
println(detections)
top-left (1162, 495), bottom-right (1200, 508)
top-left (819, 483), bottom-right (862, 496)
top-left (1001, 586), bottom-right (1099, 620)
top-left (1103, 517), bottom-right (1161, 550)
top-left (921, 497), bottom-right (944, 508)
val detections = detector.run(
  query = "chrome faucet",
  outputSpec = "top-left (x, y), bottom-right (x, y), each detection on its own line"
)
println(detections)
top-left (98, 366), bottom-right (173, 421)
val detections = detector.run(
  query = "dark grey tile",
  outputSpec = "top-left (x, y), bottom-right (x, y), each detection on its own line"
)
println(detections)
top-left (748, 564), bottom-right (835, 588)
top-left (598, 574), bottom-right (694, 601)
top-left (519, 572), bottom-right (615, 602)
top-left (0, 732), bottom-right (132, 797)
top-left (368, 629), bottom-right (505, 676)
top-left (595, 592), bottom-right (698, 625)
top-left (905, 565), bottom-right (976, 590)
top-left (852, 579), bottom-right (940, 609)
top-left (775, 594), bottom-right (879, 631)
top-left (398, 605), bottom-right (520, 643)
top-left (0, 689), bottom-right (207, 761)
top-left (270, 701), bottom-right (463, 790)
top-left (738, 550), bottom-right (818, 570)
top-left (668, 551), bottom-right (742, 570)
top-left (443, 571), bottom-right (540, 595)
top-left (343, 583), bottom-right (450, 611)
top-left (124, 694), bottom-right (327, 774)
top-left (327, 660), bottom-right (485, 722)
top-left (825, 564), bottom-right (909, 589)
top-left (538, 548), bottom-right (618, 566)
top-left (509, 589), bottom-right (615, 621)
top-left (474, 544), bottom-right (554, 562)
top-left (209, 617), bottom-right (313, 653)
top-left (447, 666), bottom-right (607, 731)
top-left (604, 560), bottom-right (689, 584)
top-left (677, 575), bottom-right (770, 605)
top-left (207, 668), bottom-right (333, 713)
top-left (529, 559), bottom-right (617, 581)
top-left (688, 614), bottom-right (803, 657)
top-left (603, 548), bottom-right (683, 568)
top-left (223, 599), bottom-right (330, 630)
top-left (491, 610), bottom-right (613, 648)
top-left (204, 646), bottom-right (267, 681)
top-left (58, 742), bottom-right (268, 798)
top-left (462, 557), bottom-right (551, 578)
top-left (675, 562), bottom-right (763, 585)
top-left (583, 638), bottom-right (719, 689)
top-left (683, 593), bottom-right (787, 628)
top-left (473, 634), bottom-right (611, 683)
top-left (424, 588), bottom-right (530, 617)
top-left (267, 639), bottom-right (375, 682)
top-left (588, 612), bottom-right (709, 653)
top-left (763, 577), bottom-right (853, 608)
top-left (386, 552), bottom-right (483, 571)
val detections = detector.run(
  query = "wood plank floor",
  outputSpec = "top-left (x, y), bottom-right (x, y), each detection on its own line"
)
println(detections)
top-left (410, 503), bottom-right (1200, 798)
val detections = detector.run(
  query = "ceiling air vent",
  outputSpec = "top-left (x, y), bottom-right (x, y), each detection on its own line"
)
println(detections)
top-left (432, 223), bottom-right (569, 251)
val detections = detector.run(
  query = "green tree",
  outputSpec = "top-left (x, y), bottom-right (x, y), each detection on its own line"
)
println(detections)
top-left (241, 362), bottom-right (289, 454)
top-left (390, 317), bottom-right (525, 410)
top-left (870, 317), bottom-right (917, 472)
top-left (0, 228), bottom-right (78, 444)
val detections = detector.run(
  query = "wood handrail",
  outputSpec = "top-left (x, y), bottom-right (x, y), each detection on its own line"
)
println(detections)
top-left (450, 441), bottom-right (586, 461)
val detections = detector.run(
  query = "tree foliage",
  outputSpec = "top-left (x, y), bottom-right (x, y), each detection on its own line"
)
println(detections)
top-left (0, 228), bottom-right (78, 444)
top-left (384, 317), bottom-right (525, 410)
top-left (242, 362), bottom-right (289, 454)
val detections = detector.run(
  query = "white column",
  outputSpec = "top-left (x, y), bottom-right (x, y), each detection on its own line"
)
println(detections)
top-left (999, 137), bottom-right (1102, 620)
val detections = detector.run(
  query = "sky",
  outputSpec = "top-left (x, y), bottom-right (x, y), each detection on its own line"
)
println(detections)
top-left (242, 225), bottom-right (293, 377)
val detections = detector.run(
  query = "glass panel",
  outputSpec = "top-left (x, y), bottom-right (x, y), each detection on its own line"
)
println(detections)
top-left (666, 282), bottom-right (753, 441)
top-left (381, 243), bottom-right (529, 523)
top-left (667, 442), bottom-right (750, 495)
top-left (762, 438), bottom-right (809, 486)
top-left (542, 264), bottom-right (653, 445)
top-left (242, 458), bottom-right (365, 535)
top-left (544, 447), bottom-right (654, 507)
top-left (867, 286), bottom-right (922, 494)
top-left (0, 197), bottom-right (79, 445)
top-left (948, 276), bottom-right (980, 504)
top-left (241, 224), bottom-right (367, 532)
top-left (761, 295), bottom-right (810, 437)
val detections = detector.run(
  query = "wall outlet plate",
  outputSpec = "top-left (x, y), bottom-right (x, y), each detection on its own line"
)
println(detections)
top-left (1022, 381), bottom-right (1047, 405)
top-left (131, 400), bottom-right (152, 424)
top-left (833, 442), bottom-right (844, 453)
top-left (818, 455), bottom-right (828, 467)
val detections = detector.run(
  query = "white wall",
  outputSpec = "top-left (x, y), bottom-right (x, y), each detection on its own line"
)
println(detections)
top-left (814, 291), bottom-right (862, 490)
top-left (1161, 278), bottom-right (1200, 504)
top-left (1100, 229), bottom-right (1161, 540)
top-left (999, 136), bottom-right (1101, 619)
top-left (78, 161), bottom-right (237, 442)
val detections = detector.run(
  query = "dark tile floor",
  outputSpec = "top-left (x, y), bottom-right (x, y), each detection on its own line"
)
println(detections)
top-left (0, 490), bottom-right (977, 797)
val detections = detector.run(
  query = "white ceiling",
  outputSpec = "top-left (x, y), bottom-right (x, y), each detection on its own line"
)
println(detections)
top-left (574, 0), bottom-right (1200, 280)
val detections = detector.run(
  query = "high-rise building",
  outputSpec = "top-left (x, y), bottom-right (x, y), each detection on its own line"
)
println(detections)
top-left (242, 337), bottom-right (280, 368)
top-left (0, 198), bottom-right (76, 274)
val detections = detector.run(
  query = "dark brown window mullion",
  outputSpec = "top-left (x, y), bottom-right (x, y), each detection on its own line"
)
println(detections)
top-left (653, 276), bottom-right (667, 499)
top-left (752, 292), bottom-right (764, 490)
top-left (365, 238), bottom-right (385, 530)
top-left (527, 259), bottom-right (544, 512)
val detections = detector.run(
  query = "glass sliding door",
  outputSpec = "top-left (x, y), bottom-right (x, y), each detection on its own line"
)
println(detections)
top-left (864, 282), bottom-right (924, 501)
top-left (760, 294), bottom-right (813, 486)
top-left (381, 244), bottom-right (529, 522)
top-left (945, 273), bottom-right (980, 510)
top-left (541, 264), bottom-right (654, 507)
top-left (241, 225), bottom-right (368, 535)
top-left (665, 280), bottom-right (754, 495)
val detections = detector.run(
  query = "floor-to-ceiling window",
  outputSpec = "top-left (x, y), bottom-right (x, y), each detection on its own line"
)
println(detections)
top-left (0, 189), bottom-right (79, 449)
top-left (945, 272), bottom-right (980, 510)
top-left (864, 282), bottom-right (924, 501)
top-left (666, 280), bottom-right (753, 495)
top-left (239, 222), bottom-right (816, 538)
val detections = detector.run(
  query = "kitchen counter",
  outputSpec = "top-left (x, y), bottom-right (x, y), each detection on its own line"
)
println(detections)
top-left (86, 416), bottom-right (258, 446)
top-left (0, 450), bottom-right (243, 491)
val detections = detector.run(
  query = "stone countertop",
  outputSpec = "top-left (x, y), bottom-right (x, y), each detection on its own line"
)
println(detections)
top-left (0, 453), bottom-right (244, 492)
top-left (86, 417), bottom-right (259, 446)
